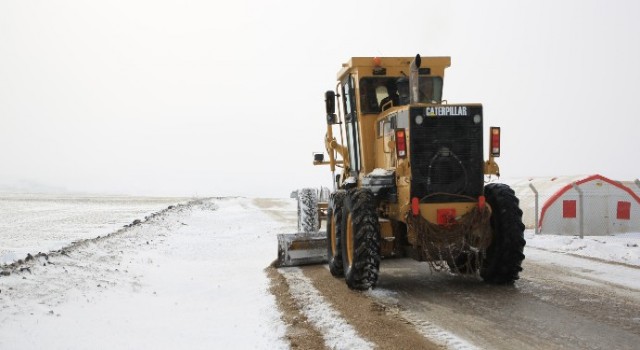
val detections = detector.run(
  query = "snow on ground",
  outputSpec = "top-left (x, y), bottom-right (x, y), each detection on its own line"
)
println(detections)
top-left (280, 267), bottom-right (374, 350)
top-left (526, 247), bottom-right (640, 291)
top-left (525, 229), bottom-right (640, 267)
top-left (0, 197), bottom-right (288, 350)
top-left (1, 195), bottom-right (639, 349)
top-left (0, 193), bottom-right (190, 264)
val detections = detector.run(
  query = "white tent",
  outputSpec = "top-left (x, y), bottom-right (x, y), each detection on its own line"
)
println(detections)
top-left (621, 180), bottom-right (640, 198)
top-left (501, 175), bottom-right (640, 235)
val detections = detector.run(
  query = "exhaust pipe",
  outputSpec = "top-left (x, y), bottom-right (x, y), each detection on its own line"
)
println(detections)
top-left (410, 54), bottom-right (421, 104)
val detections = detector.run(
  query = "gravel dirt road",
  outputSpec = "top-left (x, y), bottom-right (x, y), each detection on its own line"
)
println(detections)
top-left (259, 198), bottom-right (640, 350)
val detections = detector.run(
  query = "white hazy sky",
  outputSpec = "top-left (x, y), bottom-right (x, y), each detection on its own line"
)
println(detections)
top-left (1, 0), bottom-right (639, 197)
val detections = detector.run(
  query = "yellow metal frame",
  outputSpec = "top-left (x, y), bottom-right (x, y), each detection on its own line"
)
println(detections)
top-left (316, 56), bottom-right (499, 228)
top-left (330, 212), bottom-right (338, 256)
top-left (346, 213), bottom-right (354, 267)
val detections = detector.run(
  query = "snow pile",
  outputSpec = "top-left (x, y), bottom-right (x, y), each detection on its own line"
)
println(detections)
top-left (525, 230), bottom-right (640, 267)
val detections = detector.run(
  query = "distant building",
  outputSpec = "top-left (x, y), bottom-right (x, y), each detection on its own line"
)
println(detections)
top-left (503, 175), bottom-right (640, 235)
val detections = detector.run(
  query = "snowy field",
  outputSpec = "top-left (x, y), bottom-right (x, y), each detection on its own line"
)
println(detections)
top-left (2, 193), bottom-right (637, 269)
top-left (0, 193), bottom-right (191, 264)
top-left (525, 230), bottom-right (640, 267)
top-left (0, 197), bottom-right (289, 349)
top-left (1, 195), bottom-right (638, 349)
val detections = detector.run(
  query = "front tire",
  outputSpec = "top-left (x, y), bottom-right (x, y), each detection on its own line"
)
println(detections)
top-left (480, 183), bottom-right (526, 284)
top-left (341, 189), bottom-right (381, 290)
top-left (327, 191), bottom-right (346, 277)
top-left (297, 188), bottom-right (319, 233)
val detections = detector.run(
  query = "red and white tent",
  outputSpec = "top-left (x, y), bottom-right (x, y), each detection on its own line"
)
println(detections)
top-left (504, 175), bottom-right (640, 235)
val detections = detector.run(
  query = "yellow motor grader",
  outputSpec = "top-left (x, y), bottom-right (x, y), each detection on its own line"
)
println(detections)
top-left (277, 55), bottom-right (525, 290)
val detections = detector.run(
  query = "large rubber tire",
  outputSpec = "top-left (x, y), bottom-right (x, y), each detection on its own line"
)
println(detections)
top-left (327, 190), bottom-right (346, 277)
top-left (480, 183), bottom-right (526, 284)
top-left (341, 188), bottom-right (381, 290)
top-left (297, 188), bottom-right (319, 233)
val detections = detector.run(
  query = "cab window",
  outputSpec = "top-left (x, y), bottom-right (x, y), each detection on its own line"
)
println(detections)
top-left (359, 76), bottom-right (444, 114)
top-left (359, 77), bottom-right (400, 114)
top-left (417, 76), bottom-right (444, 104)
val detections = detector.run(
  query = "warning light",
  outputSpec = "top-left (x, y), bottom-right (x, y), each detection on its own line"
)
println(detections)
top-left (490, 127), bottom-right (501, 157)
top-left (372, 57), bottom-right (386, 75)
top-left (396, 129), bottom-right (407, 158)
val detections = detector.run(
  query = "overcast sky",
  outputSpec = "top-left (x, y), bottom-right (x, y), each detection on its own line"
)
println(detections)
top-left (1, 0), bottom-right (639, 197)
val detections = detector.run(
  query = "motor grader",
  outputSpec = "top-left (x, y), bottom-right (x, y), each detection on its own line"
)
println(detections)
top-left (277, 55), bottom-right (525, 290)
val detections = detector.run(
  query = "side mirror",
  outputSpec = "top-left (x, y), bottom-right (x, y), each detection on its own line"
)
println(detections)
top-left (325, 90), bottom-right (337, 124)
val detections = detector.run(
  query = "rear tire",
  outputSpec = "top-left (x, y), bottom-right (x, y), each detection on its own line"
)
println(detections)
top-left (327, 191), bottom-right (346, 277)
top-left (341, 189), bottom-right (381, 290)
top-left (297, 188), bottom-right (319, 233)
top-left (480, 183), bottom-right (526, 284)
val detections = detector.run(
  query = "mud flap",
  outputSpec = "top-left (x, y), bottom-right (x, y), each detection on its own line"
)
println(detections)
top-left (276, 232), bottom-right (328, 267)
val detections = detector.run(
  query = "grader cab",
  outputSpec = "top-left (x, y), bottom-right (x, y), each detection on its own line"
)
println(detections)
top-left (278, 55), bottom-right (525, 290)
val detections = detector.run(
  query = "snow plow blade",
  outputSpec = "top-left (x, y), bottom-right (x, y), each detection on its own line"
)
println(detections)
top-left (276, 232), bottom-right (328, 267)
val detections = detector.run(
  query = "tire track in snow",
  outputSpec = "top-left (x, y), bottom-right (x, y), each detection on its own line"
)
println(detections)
top-left (266, 266), bottom-right (326, 350)
top-left (366, 289), bottom-right (479, 350)
top-left (400, 312), bottom-right (479, 350)
top-left (279, 267), bottom-right (375, 350)
top-left (257, 198), bottom-right (467, 349)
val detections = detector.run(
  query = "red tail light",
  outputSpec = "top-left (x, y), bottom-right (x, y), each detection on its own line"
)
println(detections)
top-left (490, 127), bottom-right (501, 157)
top-left (478, 195), bottom-right (486, 211)
top-left (396, 129), bottom-right (407, 158)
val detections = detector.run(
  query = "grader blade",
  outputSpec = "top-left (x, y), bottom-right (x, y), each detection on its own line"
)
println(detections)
top-left (276, 232), bottom-right (327, 267)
